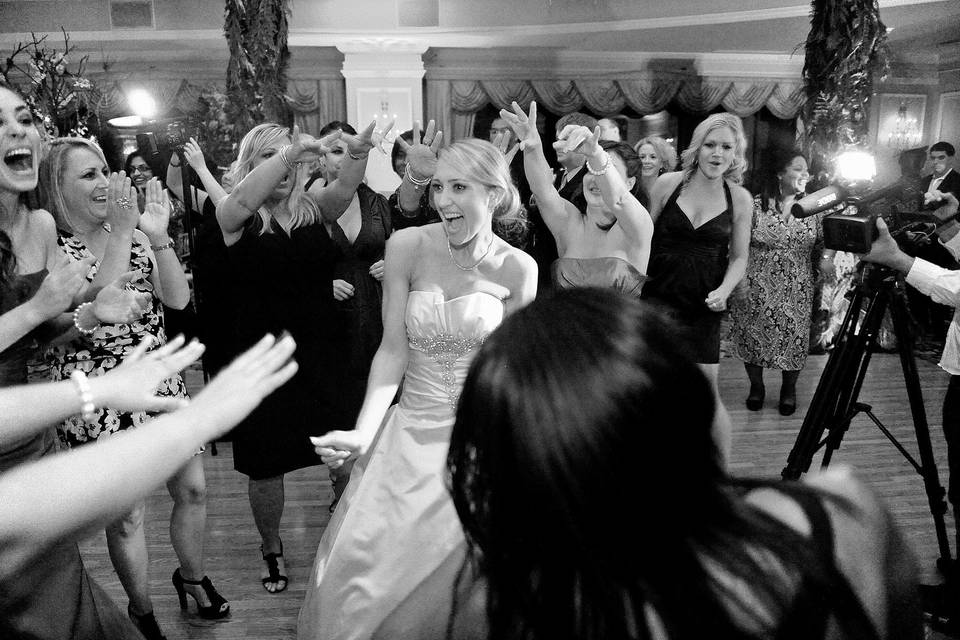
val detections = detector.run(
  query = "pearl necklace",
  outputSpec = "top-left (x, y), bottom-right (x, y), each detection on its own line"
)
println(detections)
top-left (447, 236), bottom-right (493, 271)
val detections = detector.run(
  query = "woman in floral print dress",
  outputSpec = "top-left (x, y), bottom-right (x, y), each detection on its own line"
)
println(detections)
top-left (727, 148), bottom-right (834, 416)
top-left (37, 137), bottom-right (228, 640)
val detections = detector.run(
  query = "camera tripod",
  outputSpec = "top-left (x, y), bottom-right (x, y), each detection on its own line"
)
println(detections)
top-left (781, 262), bottom-right (953, 569)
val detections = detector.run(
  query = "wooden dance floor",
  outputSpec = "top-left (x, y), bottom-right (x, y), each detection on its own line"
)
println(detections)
top-left (79, 352), bottom-right (956, 639)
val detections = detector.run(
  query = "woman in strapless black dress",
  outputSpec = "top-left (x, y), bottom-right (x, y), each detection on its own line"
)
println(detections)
top-left (642, 113), bottom-right (753, 462)
top-left (499, 101), bottom-right (652, 295)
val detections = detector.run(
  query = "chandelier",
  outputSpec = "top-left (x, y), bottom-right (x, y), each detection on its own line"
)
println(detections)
top-left (887, 101), bottom-right (921, 151)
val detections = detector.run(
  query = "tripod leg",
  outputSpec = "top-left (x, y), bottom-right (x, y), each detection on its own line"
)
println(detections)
top-left (783, 288), bottom-right (870, 479)
top-left (890, 292), bottom-right (952, 567)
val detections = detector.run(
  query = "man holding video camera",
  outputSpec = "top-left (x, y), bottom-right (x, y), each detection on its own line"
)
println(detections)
top-left (861, 190), bottom-right (960, 634)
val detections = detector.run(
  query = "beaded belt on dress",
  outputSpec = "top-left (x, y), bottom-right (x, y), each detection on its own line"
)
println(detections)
top-left (408, 333), bottom-right (486, 408)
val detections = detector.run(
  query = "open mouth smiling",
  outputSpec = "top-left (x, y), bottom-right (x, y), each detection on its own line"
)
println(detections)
top-left (4, 148), bottom-right (33, 173)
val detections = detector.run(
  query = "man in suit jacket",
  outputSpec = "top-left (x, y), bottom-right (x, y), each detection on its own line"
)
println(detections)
top-left (924, 141), bottom-right (960, 203)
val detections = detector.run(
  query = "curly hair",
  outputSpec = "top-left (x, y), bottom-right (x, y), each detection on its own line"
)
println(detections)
top-left (680, 113), bottom-right (748, 185)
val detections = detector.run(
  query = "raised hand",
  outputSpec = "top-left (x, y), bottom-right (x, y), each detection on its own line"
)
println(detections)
top-left (499, 101), bottom-right (541, 151)
top-left (185, 333), bottom-right (297, 432)
top-left (29, 254), bottom-right (96, 321)
top-left (138, 178), bottom-right (172, 243)
top-left (89, 334), bottom-right (203, 413)
top-left (288, 124), bottom-right (340, 165)
top-left (106, 171), bottom-right (139, 232)
top-left (554, 124), bottom-right (602, 159)
top-left (92, 271), bottom-right (151, 325)
top-left (310, 429), bottom-right (373, 469)
top-left (182, 137), bottom-right (208, 172)
top-left (332, 279), bottom-right (355, 301)
top-left (397, 120), bottom-right (443, 181)
top-left (342, 118), bottom-right (395, 159)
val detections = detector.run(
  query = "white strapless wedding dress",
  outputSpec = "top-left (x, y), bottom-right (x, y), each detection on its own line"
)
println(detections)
top-left (298, 290), bottom-right (505, 640)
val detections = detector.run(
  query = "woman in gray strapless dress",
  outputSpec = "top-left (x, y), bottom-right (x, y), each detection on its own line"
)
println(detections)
top-left (499, 102), bottom-right (652, 295)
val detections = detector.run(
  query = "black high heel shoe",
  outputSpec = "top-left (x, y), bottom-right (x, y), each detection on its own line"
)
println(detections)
top-left (261, 543), bottom-right (288, 593)
top-left (172, 567), bottom-right (230, 619)
top-left (128, 603), bottom-right (167, 640)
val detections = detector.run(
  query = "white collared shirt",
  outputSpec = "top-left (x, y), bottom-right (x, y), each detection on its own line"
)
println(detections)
top-left (930, 168), bottom-right (955, 194)
top-left (907, 232), bottom-right (960, 373)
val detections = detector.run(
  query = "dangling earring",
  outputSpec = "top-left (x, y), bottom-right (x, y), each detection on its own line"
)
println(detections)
top-left (658, 166), bottom-right (665, 176)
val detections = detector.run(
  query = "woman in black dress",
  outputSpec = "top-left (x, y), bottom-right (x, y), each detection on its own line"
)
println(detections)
top-left (216, 120), bottom-right (379, 593)
top-left (642, 113), bottom-right (753, 462)
top-left (316, 121), bottom-right (392, 507)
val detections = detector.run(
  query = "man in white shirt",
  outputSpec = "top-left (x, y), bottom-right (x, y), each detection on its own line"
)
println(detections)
top-left (861, 192), bottom-right (960, 633)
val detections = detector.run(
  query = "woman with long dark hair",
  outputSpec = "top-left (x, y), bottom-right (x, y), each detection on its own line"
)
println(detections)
top-left (299, 138), bottom-right (537, 639)
top-left (440, 288), bottom-right (919, 639)
top-left (728, 147), bottom-right (835, 415)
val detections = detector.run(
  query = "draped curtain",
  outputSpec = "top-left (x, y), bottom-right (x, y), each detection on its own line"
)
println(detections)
top-left (91, 78), bottom-right (346, 132)
top-left (427, 76), bottom-right (805, 141)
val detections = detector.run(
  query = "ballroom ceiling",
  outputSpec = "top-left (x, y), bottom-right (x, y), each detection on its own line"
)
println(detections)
top-left (0, 0), bottom-right (957, 68)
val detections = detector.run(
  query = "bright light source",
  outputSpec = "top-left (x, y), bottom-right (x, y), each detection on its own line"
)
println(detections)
top-left (835, 150), bottom-right (876, 183)
top-left (106, 115), bottom-right (144, 128)
top-left (127, 89), bottom-right (157, 119)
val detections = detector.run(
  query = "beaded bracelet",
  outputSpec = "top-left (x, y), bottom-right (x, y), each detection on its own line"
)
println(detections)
top-left (151, 239), bottom-right (175, 252)
top-left (404, 164), bottom-right (431, 189)
top-left (585, 152), bottom-right (611, 176)
top-left (70, 370), bottom-right (98, 422)
top-left (72, 301), bottom-right (99, 336)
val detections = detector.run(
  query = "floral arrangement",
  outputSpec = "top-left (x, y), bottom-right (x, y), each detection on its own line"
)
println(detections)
top-left (1, 28), bottom-right (99, 138)
top-left (194, 86), bottom-right (243, 172)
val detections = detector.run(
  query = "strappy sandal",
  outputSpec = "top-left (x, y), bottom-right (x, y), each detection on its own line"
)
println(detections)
top-left (260, 543), bottom-right (288, 593)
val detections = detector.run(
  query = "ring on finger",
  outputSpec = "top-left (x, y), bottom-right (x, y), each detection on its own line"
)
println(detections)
top-left (116, 196), bottom-right (133, 209)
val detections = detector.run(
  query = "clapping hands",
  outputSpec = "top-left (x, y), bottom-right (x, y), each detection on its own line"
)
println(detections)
top-left (106, 171), bottom-right (139, 232)
top-left (138, 178), bottom-right (172, 243)
top-left (29, 254), bottom-right (96, 321)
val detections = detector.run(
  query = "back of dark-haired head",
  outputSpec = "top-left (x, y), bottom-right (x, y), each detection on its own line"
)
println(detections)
top-left (755, 146), bottom-right (806, 211)
top-left (600, 140), bottom-right (644, 201)
top-left (449, 288), bottom-right (730, 637)
top-left (319, 120), bottom-right (358, 137)
top-left (391, 129), bottom-right (416, 175)
top-left (930, 141), bottom-right (956, 157)
top-left (555, 112), bottom-right (598, 135)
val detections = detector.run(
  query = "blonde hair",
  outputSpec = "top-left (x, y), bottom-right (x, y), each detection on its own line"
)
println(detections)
top-left (38, 137), bottom-right (108, 234)
top-left (680, 113), bottom-right (748, 185)
top-left (226, 123), bottom-right (320, 235)
top-left (634, 136), bottom-right (678, 174)
top-left (436, 138), bottom-right (527, 244)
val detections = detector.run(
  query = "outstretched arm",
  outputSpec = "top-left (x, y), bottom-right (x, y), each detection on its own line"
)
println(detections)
top-left (311, 228), bottom-right (417, 466)
top-left (573, 125), bottom-right (653, 248)
top-left (217, 126), bottom-right (340, 243)
top-left (500, 101), bottom-right (572, 242)
top-left (0, 333), bottom-right (296, 583)
top-left (309, 119), bottom-right (393, 222)
top-left (166, 138), bottom-right (228, 212)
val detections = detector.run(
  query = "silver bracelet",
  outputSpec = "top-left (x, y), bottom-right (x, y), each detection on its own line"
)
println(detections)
top-left (70, 370), bottom-right (98, 422)
top-left (278, 145), bottom-right (299, 171)
top-left (404, 164), bottom-right (431, 189)
top-left (348, 150), bottom-right (368, 161)
top-left (151, 239), bottom-right (175, 251)
top-left (72, 301), bottom-right (99, 336)
top-left (585, 152), bottom-right (611, 176)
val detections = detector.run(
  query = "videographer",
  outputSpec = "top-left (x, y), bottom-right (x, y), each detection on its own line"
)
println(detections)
top-left (860, 191), bottom-right (960, 634)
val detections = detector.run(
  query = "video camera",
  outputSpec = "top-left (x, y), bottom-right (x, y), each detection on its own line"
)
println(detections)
top-left (792, 179), bottom-right (935, 254)
top-left (135, 117), bottom-right (196, 157)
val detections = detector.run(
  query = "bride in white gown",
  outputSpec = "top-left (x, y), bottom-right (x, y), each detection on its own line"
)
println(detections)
top-left (299, 137), bottom-right (537, 639)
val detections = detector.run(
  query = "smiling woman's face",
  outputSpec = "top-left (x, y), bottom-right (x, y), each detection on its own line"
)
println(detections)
top-left (430, 160), bottom-right (495, 248)
top-left (0, 87), bottom-right (42, 195)
top-left (62, 147), bottom-right (110, 229)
